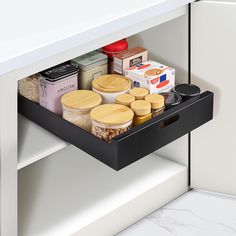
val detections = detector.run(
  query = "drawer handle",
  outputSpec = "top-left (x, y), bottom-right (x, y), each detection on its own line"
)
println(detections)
top-left (160, 114), bottom-right (179, 128)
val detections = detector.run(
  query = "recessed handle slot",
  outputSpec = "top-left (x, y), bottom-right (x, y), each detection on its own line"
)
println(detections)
top-left (160, 114), bottom-right (179, 128)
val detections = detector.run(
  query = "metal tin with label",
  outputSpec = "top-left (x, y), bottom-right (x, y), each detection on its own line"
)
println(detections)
top-left (71, 51), bottom-right (108, 90)
top-left (39, 62), bottom-right (78, 115)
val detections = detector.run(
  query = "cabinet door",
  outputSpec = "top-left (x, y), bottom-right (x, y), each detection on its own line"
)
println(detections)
top-left (191, 0), bottom-right (236, 195)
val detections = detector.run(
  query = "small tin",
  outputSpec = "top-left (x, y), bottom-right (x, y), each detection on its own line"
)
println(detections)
top-left (160, 92), bottom-right (182, 108)
top-left (71, 51), bottom-right (108, 90)
top-left (173, 84), bottom-right (201, 97)
top-left (39, 62), bottom-right (78, 115)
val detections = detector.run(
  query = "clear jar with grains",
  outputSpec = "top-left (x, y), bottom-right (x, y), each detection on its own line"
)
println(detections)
top-left (90, 104), bottom-right (134, 143)
top-left (18, 75), bottom-right (40, 102)
top-left (145, 94), bottom-right (165, 117)
top-left (61, 90), bottom-right (102, 132)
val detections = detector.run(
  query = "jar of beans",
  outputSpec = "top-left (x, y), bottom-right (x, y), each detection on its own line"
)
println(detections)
top-left (90, 104), bottom-right (134, 143)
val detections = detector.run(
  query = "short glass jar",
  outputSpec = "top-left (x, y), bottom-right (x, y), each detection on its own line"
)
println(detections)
top-left (145, 94), bottom-right (165, 117)
top-left (90, 104), bottom-right (134, 143)
top-left (61, 90), bottom-right (102, 131)
top-left (129, 87), bottom-right (149, 100)
top-left (116, 93), bottom-right (135, 107)
top-left (92, 74), bottom-right (131, 103)
top-left (130, 100), bottom-right (152, 126)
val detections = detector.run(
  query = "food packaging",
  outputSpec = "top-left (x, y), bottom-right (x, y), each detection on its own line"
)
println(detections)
top-left (125, 60), bottom-right (175, 94)
top-left (39, 62), bottom-right (78, 114)
top-left (114, 47), bottom-right (148, 74)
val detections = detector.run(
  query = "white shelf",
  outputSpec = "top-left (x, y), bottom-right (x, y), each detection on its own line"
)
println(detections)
top-left (0, 0), bottom-right (194, 80)
top-left (18, 115), bottom-right (67, 169)
top-left (18, 145), bottom-right (188, 236)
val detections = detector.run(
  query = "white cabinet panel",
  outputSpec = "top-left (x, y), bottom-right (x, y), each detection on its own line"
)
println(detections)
top-left (191, 1), bottom-right (236, 195)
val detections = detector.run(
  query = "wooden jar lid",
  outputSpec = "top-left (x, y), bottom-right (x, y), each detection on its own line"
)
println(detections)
top-left (61, 90), bottom-right (102, 110)
top-left (116, 94), bottom-right (135, 106)
top-left (92, 74), bottom-right (131, 93)
top-left (130, 100), bottom-right (151, 116)
top-left (90, 104), bottom-right (134, 125)
top-left (129, 87), bottom-right (149, 100)
top-left (145, 94), bottom-right (164, 109)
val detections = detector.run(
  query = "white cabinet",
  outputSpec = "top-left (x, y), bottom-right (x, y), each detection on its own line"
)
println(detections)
top-left (0, 0), bottom-right (235, 236)
top-left (191, 0), bottom-right (236, 195)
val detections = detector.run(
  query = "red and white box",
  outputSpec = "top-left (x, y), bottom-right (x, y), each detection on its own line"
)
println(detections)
top-left (125, 60), bottom-right (175, 94)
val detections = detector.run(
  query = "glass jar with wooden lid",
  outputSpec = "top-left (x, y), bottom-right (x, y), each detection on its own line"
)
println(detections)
top-left (130, 100), bottom-right (152, 126)
top-left (145, 94), bottom-right (165, 117)
top-left (90, 104), bottom-right (134, 143)
top-left (61, 90), bottom-right (102, 131)
top-left (129, 87), bottom-right (149, 100)
top-left (115, 94), bottom-right (135, 107)
top-left (92, 74), bottom-right (131, 103)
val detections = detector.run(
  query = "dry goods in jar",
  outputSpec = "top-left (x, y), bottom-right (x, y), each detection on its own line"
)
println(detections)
top-left (145, 94), bottom-right (165, 117)
top-left (61, 90), bottom-right (102, 131)
top-left (18, 75), bottom-right (40, 102)
top-left (130, 100), bottom-right (152, 126)
top-left (90, 104), bottom-right (134, 143)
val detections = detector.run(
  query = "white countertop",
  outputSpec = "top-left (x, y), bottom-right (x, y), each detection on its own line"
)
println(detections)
top-left (0, 0), bottom-right (193, 77)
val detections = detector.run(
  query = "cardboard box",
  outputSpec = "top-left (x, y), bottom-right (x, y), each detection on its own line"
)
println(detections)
top-left (114, 47), bottom-right (148, 74)
top-left (125, 60), bottom-right (175, 94)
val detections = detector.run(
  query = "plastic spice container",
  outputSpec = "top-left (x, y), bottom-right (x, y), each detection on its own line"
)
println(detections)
top-left (102, 39), bottom-right (128, 73)
top-left (92, 74), bottom-right (131, 103)
top-left (173, 84), bottom-right (201, 98)
top-left (116, 94), bottom-right (135, 107)
top-left (71, 51), bottom-right (108, 90)
top-left (145, 94), bottom-right (165, 117)
top-left (39, 62), bottom-right (78, 115)
top-left (90, 104), bottom-right (134, 143)
top-left (129, 87), bottom-right (149, 100)
top-left (160, 92), bottom-right (182, 108)
top-left (61, 90), bottom-right (102, 131)
top-left (18, 75), bottom-right (40, 102)
top-left (130, 100), bottom-right (152, 126)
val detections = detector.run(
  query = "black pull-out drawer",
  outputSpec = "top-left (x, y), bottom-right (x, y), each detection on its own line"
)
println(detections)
top-left (18, 91), bottom-right (213, 170)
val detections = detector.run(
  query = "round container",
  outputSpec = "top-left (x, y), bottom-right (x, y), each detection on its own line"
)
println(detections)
top-left (145, 94), bottom-right (165, 117)
top-left (61, 90), bottom-right (102, 131)
top-left (129, 87), bottom-right (149, 100)
top-left (160, 92), bottom-right (182, 108)
top-left (173, 84), bottom-right (201, 97)
top-left (92, 74), bottom-right (131, 103)
top-left (102, 39), bottom-right (128, 73)
top-left (130, 100), bottom-right (152, 126)
top-left (90, 104), bottom-right (134, 143)
top-left (116, 94), bottom-right (135, 107)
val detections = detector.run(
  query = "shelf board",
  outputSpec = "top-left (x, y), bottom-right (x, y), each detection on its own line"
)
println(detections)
top-left (19, 145), bottom-right (188, 236)
top-left (18, 115), bottom-right (67, 169)
top-left (0, 0), bottom-right (194, 79)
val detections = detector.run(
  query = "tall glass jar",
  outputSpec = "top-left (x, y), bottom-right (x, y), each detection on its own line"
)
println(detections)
top-left (61, 90), bottom-right (102, 131)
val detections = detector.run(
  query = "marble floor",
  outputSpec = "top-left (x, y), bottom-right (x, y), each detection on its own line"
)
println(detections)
top-left (117, 189), bottom-right (236, 236)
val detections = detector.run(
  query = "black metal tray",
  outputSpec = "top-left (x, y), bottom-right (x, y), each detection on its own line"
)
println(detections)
top-left (18, 91), bottom-right (214, 170)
